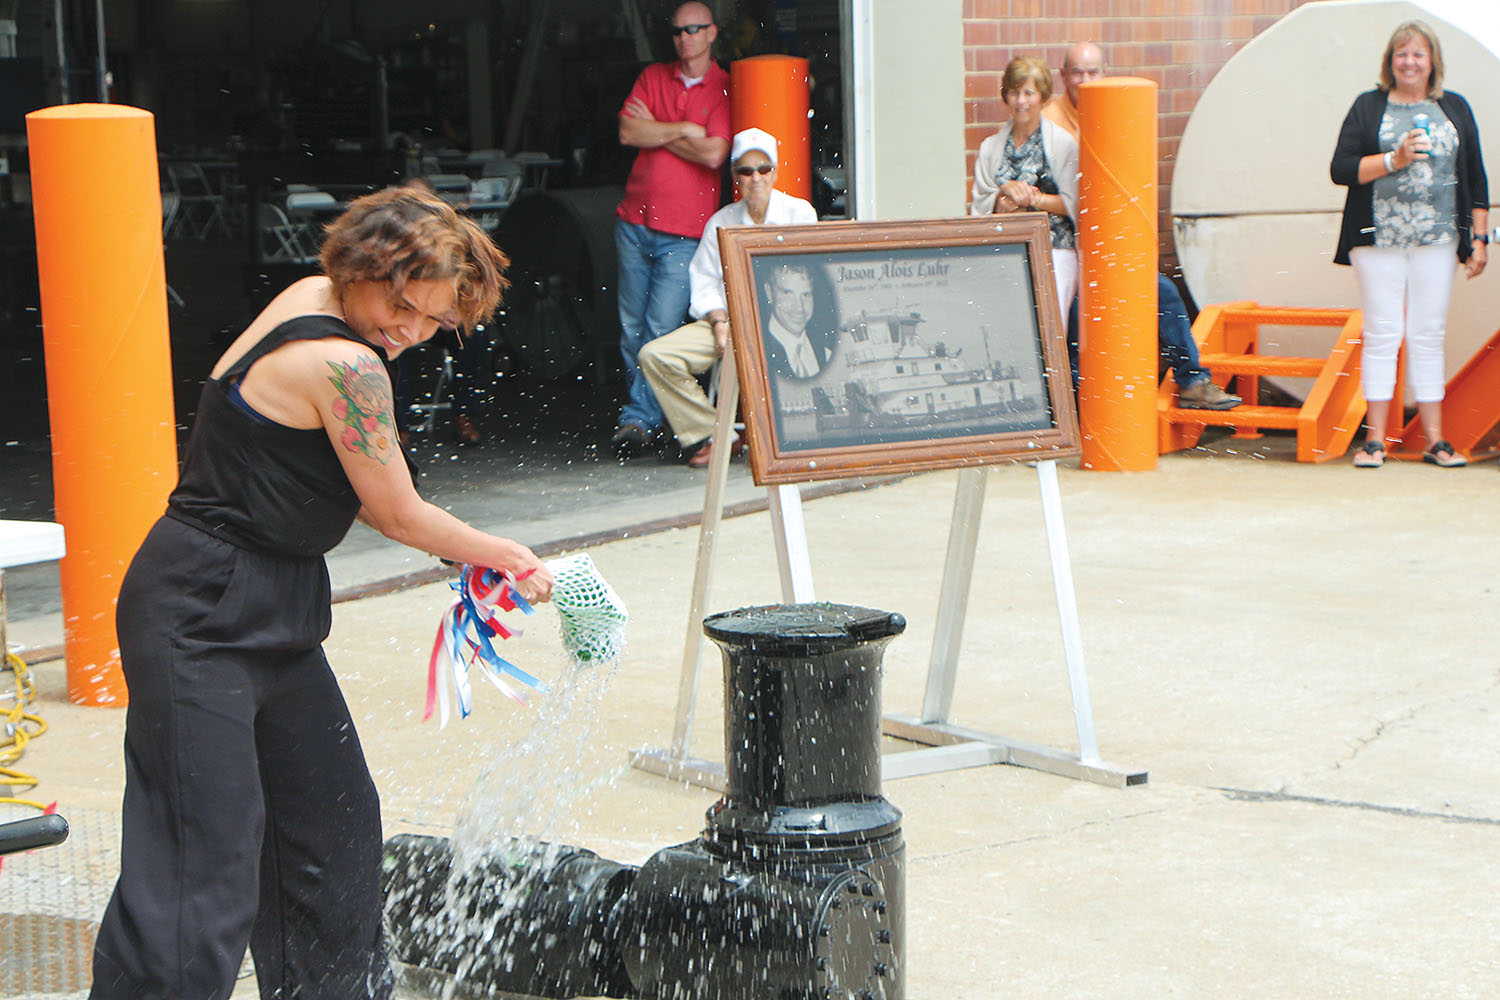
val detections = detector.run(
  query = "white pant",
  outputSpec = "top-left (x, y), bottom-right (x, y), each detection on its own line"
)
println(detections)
top-left (1052, 247), bottom-right (1079, 324)
top-left (1349, 242), bottom-right (1457, 403)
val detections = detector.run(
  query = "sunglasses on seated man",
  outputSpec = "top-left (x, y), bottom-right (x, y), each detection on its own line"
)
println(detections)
top-left (735, 164), bottom-right (774, 176)
top-left (671, 23), bottom-right (712, 36)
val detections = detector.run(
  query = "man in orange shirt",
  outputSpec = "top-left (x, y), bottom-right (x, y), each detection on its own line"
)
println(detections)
top-left (1041, 41), bottom-right (1100, 138)
top-left (1044, 42), bottom-right (1240, 409)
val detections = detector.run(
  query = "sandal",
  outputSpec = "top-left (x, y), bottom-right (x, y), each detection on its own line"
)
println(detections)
top-left (1422, 439), bottom-right (1467, 468)
top-left (1352, 441), bottom-right (1386, 468)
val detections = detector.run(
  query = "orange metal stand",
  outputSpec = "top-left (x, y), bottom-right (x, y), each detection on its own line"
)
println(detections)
top-left (729, 55), bottom-right (811, 201)
top-left (1389, 329), bottom-right (1500, 462)
top-left (1076, 78), bottom-right (1158, 471)
top-left (27, 104), bottom-right (178, 706)
top-left (1157, 303), bottom-right (1367, 463)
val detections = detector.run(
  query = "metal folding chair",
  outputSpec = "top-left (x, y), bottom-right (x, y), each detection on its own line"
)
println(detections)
top-left (402, 345), bottom-right (456, 435)
top-left (258, 203), bottom-right (317, 264)
top-left (160, 191), bottom-right (186, 306)
top-left (164, 161), bottom-right (230, 239)
top-left (284, 191), bottom-right (339, 258)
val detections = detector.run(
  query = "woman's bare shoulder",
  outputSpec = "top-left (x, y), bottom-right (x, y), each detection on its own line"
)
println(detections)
top-left (237, 324), bottom-right (381, 396)
top-left (217, 315), bottom-right (384, 430)
top-left (210, 277), bottom-right (362, 378)
top-left (248, 276), bottom-right (344, 337)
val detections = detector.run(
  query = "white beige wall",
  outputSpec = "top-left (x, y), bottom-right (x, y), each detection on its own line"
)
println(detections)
top-left (850, 0), bottom-right (965, 221)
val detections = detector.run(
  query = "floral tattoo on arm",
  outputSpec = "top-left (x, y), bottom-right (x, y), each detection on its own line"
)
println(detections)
top-left (327, 357), bottom-right (395, 463)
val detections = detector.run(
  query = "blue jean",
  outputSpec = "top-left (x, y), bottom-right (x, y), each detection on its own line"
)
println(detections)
top-left (1065, 273), bottom-right (1210, 389)
top-left (615, 220), bottom-right (695, 431)
top-left (1156, 274), bottom-right (1210, 388)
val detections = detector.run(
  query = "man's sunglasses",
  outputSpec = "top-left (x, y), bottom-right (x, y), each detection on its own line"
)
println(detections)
top-left (735, 164), bottom-right (774, 176)
top-left (671, 23), bottom-right (713, 36)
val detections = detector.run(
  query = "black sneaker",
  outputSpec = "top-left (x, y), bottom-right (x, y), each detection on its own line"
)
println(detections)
top-left (611, 423), bottom-right (652, 457)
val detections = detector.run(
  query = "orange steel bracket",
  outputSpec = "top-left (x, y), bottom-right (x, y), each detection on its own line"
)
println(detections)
top-left (1158, 304), bottom-right (1367, 463)
top-left (27, 104), bottom-right (178, 706)
top-left (1077, 77), bottom-right (1158, 471)
top-left (1156, 300), bottom-right (1253, 454)
top-left (1391, 329), bottom-right (1500, 462)
top-left (730, 55), bottom-right (811, 202)
top-left (1296, 309), bottom-right (1368, 462)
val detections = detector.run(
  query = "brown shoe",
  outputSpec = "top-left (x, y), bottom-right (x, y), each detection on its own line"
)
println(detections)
top-left (687, 436), bottom-right (744, 469)
top-left (454, 414), bottom-right (482, 445)
top-left (1177, 378), bottom-right (1241, 410)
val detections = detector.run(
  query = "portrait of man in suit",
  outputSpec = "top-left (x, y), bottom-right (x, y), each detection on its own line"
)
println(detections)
top-left (761, 262), bottom-right (836, 380)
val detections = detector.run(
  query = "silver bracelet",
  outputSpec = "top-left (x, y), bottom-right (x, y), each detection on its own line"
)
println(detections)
top-left (1383, 150), bottom-right (1396, 174)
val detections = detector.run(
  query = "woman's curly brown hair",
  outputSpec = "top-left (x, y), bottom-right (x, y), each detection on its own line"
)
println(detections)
top-left (319, 184), bottom-right (509, 331)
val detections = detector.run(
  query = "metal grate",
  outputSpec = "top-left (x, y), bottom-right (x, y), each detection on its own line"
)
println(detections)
top-left (0, 806), bottom-right (118, 998)
top-left (0, 912), bottom-right (97, 997)
top-left (1, 806), bottom-right (434, 997)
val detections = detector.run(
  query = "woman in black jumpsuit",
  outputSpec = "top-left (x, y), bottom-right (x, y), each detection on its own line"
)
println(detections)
top-left (90, 186), bottom-right (555, 999)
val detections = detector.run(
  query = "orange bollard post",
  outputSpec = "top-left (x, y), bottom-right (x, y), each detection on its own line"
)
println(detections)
top-left (27, 104), bottom-right (178, 706)
top-left (730, 55), bottom-right (811, 201)
top-left (1076, 78), bottom-right (1159, 471)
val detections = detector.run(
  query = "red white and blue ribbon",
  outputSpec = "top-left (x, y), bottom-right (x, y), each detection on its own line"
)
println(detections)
top-left (424, 565), bottom-right (544, 727)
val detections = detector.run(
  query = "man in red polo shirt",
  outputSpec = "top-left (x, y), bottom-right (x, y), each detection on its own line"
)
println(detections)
top-left (612, 1), bottom-right (732, 456)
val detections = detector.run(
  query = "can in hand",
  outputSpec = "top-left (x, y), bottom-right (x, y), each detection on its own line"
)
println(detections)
top-left (1412, 112), bottom-right (1432, 156)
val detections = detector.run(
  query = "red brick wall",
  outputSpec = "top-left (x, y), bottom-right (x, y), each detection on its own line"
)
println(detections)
top-left (962, 0), bottom-right (1318, 270)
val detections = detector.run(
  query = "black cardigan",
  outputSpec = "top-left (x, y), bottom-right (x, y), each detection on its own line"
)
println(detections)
top-left (1329, 88), bottom-right (1488, 266)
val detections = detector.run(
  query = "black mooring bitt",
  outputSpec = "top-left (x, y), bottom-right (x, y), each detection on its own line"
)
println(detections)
top-left (0, 813), bottom-right (69, 856)
top-left (382, 834), bottom-right (636, 998)
top-left (383, 602), bottom-right (908, 1000)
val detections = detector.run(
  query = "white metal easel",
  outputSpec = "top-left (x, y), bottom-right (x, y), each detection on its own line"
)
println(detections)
top-left (628, 357), bottom-right (1146, 790)
top-left (629, 353), bottom-right (815, 790)
top-left (879, 464), bottom-right (1146, 788)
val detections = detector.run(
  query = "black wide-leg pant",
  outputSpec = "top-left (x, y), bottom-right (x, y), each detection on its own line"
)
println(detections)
top-left (90, 517), bottom-right (393, 999)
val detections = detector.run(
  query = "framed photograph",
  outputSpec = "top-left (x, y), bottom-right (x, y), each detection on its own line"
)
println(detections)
top-left (719, 214), bottom-right (1080, 485)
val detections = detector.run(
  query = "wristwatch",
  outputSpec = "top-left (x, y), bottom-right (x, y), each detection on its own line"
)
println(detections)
top-left (1474, 233), bottom-right (1490, 245)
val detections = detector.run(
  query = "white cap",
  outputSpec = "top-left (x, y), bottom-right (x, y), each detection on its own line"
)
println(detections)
top-left (730, 127), bottom-right (779, 168)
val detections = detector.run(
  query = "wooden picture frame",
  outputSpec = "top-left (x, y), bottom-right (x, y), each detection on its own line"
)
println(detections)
top-left (719, 214), bottom-right (1080, 485)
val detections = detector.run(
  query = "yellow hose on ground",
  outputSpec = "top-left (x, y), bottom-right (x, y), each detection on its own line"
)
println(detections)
top-left (1, 649), bottom-right (49, 812)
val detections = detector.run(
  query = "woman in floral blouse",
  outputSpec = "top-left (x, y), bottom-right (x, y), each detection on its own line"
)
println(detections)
top-left (1331, 19), bottom-right (1488, 468)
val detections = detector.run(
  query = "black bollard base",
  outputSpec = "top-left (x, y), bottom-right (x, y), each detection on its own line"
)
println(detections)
top-left (621, 838), bottom-right (903, 1000)
top-left (382, 602), bottom-right (909, 1000)
top-left (382, 833), bottom-right (635, 999)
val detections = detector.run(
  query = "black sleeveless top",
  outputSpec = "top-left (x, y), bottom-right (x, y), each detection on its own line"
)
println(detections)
top-left (167, 314), bottom-right (392, 558)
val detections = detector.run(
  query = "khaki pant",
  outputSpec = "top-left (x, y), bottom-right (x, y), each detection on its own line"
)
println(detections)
top-left (638, 319), bottom-right (720, 447)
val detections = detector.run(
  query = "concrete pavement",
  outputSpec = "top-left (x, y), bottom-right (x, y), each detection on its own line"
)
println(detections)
top-left (5, 432), bottom-right (1500, 998)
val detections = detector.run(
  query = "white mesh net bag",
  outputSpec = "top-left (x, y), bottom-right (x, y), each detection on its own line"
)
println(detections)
top-left (547, 553), bottom-right (628, 664)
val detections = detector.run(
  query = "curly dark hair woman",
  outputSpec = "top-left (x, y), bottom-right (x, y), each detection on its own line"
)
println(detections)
top-left (88, 184), bottom-right (553, 999)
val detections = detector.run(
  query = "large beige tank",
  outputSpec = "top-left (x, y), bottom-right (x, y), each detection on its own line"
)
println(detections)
top-left (1172, 0), bottom-right (1500, 392)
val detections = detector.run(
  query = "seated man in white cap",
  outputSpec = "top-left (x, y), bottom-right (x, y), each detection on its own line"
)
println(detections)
top-left (640, 126), bottom-right (818, 467)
